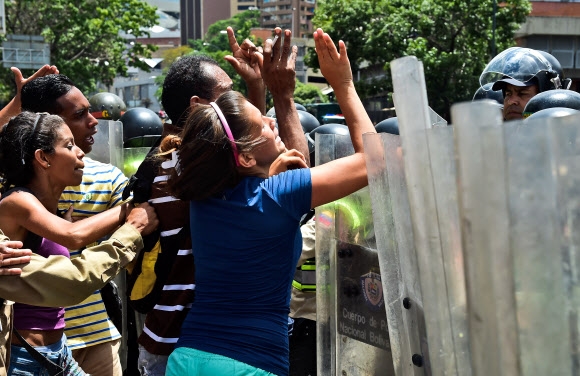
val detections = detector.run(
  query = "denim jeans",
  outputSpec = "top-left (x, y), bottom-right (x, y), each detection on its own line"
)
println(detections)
top-left (9, 334), bottom-right (86, 375)
top-left (138, 345), bottom-right (168, 376)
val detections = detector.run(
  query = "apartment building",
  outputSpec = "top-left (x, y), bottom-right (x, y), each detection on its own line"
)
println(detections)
top-left (516, 0), bottom-right (580, 91)
top-left (253, 0), bottom-right (316, 38)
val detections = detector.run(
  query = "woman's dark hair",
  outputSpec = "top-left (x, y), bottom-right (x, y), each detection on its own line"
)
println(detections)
top-left (0, 111), bottom-right (65, 191)
top-left (167, 91), bottom-right (265, 201)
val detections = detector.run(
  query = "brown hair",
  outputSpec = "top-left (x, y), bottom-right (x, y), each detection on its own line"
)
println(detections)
top-left (158, 134), bottom-right (181, 159)
top-left (167, 91), bottom-right (265, 201)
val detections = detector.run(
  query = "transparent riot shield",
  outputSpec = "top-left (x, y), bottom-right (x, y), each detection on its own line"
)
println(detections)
top-left (87, 119), bottom-right (124, 170)
top-left (363, 132), bottom-right (428, 375)
top-left (316, 134), bottom-right (395, 376)
top-left (390, 56), bottom-right (471, 375)
top-left (84, 119), bottom-right (128, 368)
top-left (451, 100), bottom-right (515, 375)
top-left (453, 102), bottom-right (580, 376)
top-left (122, 147), bottom-right (151, 177)
top-left (428, 107), bottom-right (447, 128)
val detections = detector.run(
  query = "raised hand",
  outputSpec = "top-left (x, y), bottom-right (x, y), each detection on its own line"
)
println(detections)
top-left (313, 28), bottom-right (352, 89)
top-left (261, 28), bottom-right (298, 99)
top-left (12, 64), bottom-right (60, 97)
top-left (0, 64), bottom-right (60, 128)
top-left (224, 26), bottom-right (266, 114)
top-left (268, 149), bottom-right (308, 176)
top-left (260, 28), bottom-right (308, 165)
top-left (0, 240), bottom-right (32, 276)
top-left (224, 26), bottom-right (262, 86)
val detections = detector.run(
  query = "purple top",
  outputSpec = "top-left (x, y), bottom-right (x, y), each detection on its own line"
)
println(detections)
top-left (13, 237), bottom-right (69, 331)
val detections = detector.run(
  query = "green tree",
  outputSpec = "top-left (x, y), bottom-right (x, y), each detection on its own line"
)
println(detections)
top-left (294, 80), bottom-right (329, 105)
top-left (153, 9), bottom-right (262, 107)
top-left (154, 45), bottom-right (195, 102)
top-left (2, 0), bottom-right (159, 96)
top-left (306, 0), bottom-right (531, 120)
top-left (190, 9), bottom-right (262, 95)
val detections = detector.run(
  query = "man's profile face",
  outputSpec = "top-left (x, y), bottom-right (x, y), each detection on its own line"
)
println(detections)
top-left (503, 84), bottom-right (539, 121)
top-left (55, 87), bottom-right (99, 154)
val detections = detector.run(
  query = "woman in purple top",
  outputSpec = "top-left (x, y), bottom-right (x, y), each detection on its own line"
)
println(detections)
top-left (0, 112), bottom-right (134, 374)
top-left (164, 29), bottom-right (377, 375)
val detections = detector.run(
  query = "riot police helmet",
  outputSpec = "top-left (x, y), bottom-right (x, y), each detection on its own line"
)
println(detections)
top-left (480, 47), bottom-right (562, 93)
top-left (266, 103), bottom-right (308, 118)
top-left (473, 83), bottom-right (504, 105)
top-left (307, 123), bottom-right (350, 166)
top-left (89, 92), bottom-right (126, 120)
top-left (537, 50), bottom-right (572, 90)
top-left (119, 107), bottom-right (163, 148)
top-left (295, 103), bottom-right (307, 112)
top-left (297, 110), bottom-right (320, 133)
top-left (523, 89), bottom-right (580, 118)
top-left (526, 107), bottom-right (580, 121)
top-left (375, 117), bottom-right (399, 135)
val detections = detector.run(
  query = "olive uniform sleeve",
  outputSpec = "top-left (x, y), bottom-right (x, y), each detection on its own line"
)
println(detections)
top-left (0, 223), bottom-right (143, 307)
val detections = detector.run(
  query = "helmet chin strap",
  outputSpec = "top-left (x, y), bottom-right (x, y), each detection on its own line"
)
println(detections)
top-left (550, 75), bottom-right (562, 90)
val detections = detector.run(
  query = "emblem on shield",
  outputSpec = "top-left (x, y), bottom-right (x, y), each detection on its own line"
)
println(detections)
top-left (360, 271), bottom-right (384, 309)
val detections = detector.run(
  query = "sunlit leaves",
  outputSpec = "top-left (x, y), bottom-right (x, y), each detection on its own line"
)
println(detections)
top-left (2, 0), bottom-right (159, 95)
top-left (307, 0), bottom-right (531, 119)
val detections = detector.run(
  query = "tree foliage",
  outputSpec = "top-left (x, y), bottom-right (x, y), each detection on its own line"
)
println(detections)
top-left (154, 9), bottom-right (262, 106)
top-left (154, 10), bottom-right (331, 110)
top-left (190, 9), bottom-right (262, 96)
top-left (306, 0), bottom-right (531, 119)
top-left (294, 80), bottom-right (329, 105)
top-left (1, 0), bottom-right (159, 97)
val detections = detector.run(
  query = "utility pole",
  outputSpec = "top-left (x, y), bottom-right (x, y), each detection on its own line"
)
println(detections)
top-left (492, 0), bottom-right (497, 57)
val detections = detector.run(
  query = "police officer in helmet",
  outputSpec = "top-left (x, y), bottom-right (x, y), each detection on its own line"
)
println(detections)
top-left (479, 47), bottom-right (564, 121)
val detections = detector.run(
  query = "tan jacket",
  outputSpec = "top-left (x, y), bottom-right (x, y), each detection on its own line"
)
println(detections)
top-left (0, 223), bottom-right (143, 375)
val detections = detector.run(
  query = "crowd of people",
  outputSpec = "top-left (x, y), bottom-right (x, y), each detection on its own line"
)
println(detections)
top-left (0, 22), bottom-right (575, 376)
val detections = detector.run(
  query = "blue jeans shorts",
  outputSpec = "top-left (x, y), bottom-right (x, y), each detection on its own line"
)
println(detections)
top-left (9, 334), bottom-right (86, 375)
top-left (138, 344), bottom-right (168, 376)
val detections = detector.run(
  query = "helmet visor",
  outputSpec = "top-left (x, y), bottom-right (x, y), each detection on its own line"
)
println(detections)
top-left (479, 47), bottom-right (553, 87)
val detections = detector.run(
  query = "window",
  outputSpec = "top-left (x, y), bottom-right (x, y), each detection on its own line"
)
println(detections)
top-left (552, 36), bottom-right (575, 68)
top-left (525, 35), bottom-right (577, 69)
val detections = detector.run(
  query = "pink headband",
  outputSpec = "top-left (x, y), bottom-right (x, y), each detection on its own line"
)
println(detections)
top-left (210, 102), bottom-right (240, 166)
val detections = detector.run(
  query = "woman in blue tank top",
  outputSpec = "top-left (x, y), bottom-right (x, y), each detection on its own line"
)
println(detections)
top-left (0, 112), bottom-right (135, 375)
top-left (163, 29), bottom-right (377, 376)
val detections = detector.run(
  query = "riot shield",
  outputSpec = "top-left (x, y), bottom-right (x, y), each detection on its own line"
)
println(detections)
top-left (451, 100), bottom-right (515, 375)
top-left (122, 147), bottom-right (151, 177)
top-left (428, 107), bottom-right (447, 128)
top-left (316, 134), bottom-right (395, 376)
top-left (453, 102), bottom-right (580, 375)
top-left (390, 56), bottom-right (471, 375)
top-left (87, 119), bottom-right (124, 170)
top-left (363, 132), bottom-right (428, 375)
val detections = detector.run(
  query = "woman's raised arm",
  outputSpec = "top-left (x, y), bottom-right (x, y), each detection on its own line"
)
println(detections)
top-left (0, 191), bottom-right (127, 250)
top-left (310, 29), bottom-right (376, 208)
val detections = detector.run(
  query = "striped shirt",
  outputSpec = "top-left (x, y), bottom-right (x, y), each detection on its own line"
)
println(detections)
top-left (137, 126), bottom-right (195, 356)
top-left (58, 157), bottom-right (128, 350)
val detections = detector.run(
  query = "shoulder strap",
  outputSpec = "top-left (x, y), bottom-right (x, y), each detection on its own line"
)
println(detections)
top-left (300, 209), bottom-right (315, 227)
top-left (0, 186), bottom-right (35, 201)
top-left (12, 329), bottom-right (64, 376)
